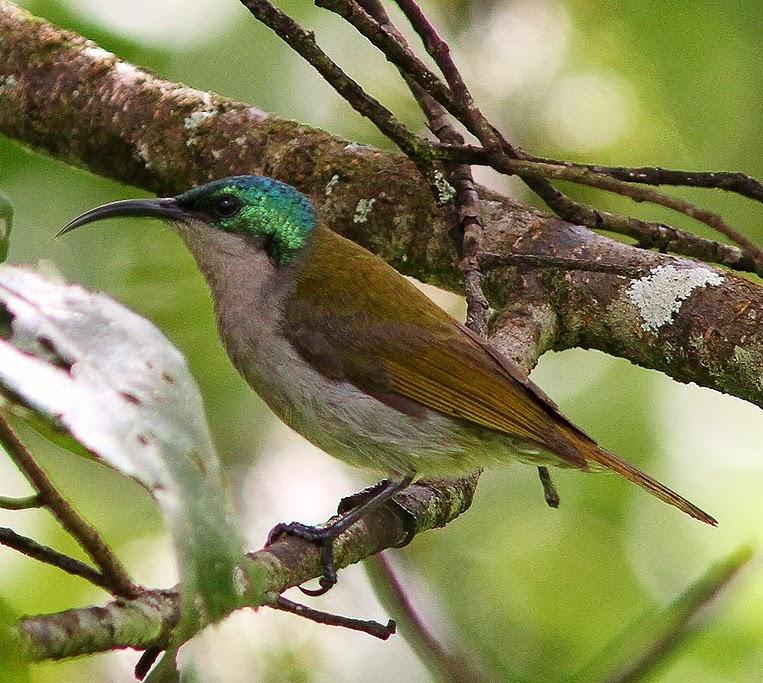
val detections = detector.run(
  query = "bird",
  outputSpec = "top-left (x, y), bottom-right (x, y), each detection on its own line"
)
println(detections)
top-left (60, 175), bottom-right (716, 591)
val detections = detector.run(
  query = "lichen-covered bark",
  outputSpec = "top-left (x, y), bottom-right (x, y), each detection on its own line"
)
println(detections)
top-left (0, 4), bottom-right (761, 397)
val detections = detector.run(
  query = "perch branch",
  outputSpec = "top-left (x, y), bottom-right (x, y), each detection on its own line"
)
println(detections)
top-left (269, 594), bottom-right (396, 639)
top-left (15, 476), bottom-right (478, 661)
top-left (0, 527), bottom-right (110, 589)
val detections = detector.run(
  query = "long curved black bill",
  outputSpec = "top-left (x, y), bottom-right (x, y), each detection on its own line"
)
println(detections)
top-left (57, 198), bottom-right (185, 237)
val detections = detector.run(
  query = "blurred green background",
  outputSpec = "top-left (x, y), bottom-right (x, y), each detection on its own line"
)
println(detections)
top-left (1, 1), bottom-right (763, 681)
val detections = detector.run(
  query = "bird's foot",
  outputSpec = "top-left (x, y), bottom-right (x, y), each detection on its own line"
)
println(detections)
top-left (267, 476), bottom-right (414, 596)
top-left (337, 479), bottom-right (396, 514)
top-left (338, 479), bottom-right (418, 548)
top-left (267, 521), bottom-right (341, 596)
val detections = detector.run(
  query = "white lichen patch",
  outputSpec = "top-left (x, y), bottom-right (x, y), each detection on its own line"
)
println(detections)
top-left (183, 110), bottom-right (215, 131)
top-left (0, 75), bottom-right (17, 88)
top-left (184, 97), bottom-right (218, 147)
top-left (325, 174), bottom-right (340, 197)
top-left (344, 142), bottom-right (371, 153)
top-left (82, 46), bottom-right (116, 61)
top-left (626, 264), bottom-right (724, 332)
top-left (183, 92), bottom-right (217, 143)
top-left (353, 197), bottom-right (376, 223)
top-left (432, 170), bottom-right (456, 205)
top-left (114, 61), bottom-right (143, 86)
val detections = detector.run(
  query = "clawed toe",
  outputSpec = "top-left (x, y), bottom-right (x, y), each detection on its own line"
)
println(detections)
top-left (266, 521), bottom-right (340, 594)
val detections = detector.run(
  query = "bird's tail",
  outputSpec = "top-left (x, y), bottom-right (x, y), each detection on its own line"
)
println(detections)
top-left (577, 438), bottom-right (717, 526)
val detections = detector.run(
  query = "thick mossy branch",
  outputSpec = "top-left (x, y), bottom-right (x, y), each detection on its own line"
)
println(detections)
top-left (1, 3), bottom-right (762, 408)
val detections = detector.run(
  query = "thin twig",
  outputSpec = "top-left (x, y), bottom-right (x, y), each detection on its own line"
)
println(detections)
top-left (135, 648), bottom-right (162, 680)
top-left (351, 4), bottom-right (761, 269)
top-left (268, 593), bottom-right (396, 639)
top-left (495, 158), bottom-right (763, 263)
top-left (240, 0), bottom-right (433, 176)
top-left (531, 158), bottom-right (763, 203)
top-left (391, 0), bottom-right (731, 274)
top-left (365, 553), bottom-right (494, 683)
top-left (353, 0), bottom-right (491, 334)
top-left (537, 466), bottom-right (560, 508)
top-left (0, 493), bottom-right (42, 510)
top-left (0, 414), bottom-right (138, 598)
top-left (315, 0), bottom-right (461, 118)
top-left (0, 527), bottom-right (111, 589)
top-left (393, 0), bottom-right (501, 152)
top-left (249, 1), bottom-right (763, 275)
top-left (432, 143), bottom-right (763, 265)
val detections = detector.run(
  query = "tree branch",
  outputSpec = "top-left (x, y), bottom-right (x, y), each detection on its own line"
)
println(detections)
top-left (1, 2), bottom-right (761, 409)
top-left (2, 2), bottom-right (761, 671)
top-left (15, 476), bottom-right (477, 661)
top-left (0, 415), bottom-right (138, 598)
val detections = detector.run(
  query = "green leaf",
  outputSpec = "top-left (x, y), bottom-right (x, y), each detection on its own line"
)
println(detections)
top-left (571, 545), bottom-right (754, 683)
top-left (0, 265), bottom-right (264, 666)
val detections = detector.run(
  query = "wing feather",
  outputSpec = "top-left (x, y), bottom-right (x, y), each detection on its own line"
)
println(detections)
top-left (283, 224), bottom-right (588, 467)
top-left (279, 225), bottom-right (716, 525)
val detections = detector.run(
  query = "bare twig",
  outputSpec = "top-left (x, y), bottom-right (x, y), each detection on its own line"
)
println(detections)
top-left (269, 593), bottom-right (396, 639)
top-left (393, 0), bottom-right (501, 153)
top-left (0, 493), bottom-right (42, 510)
top-left (347, 0), bottom-right (490, 334)
top-left (537, 466), bottom-right (559, 508)
top-left (327, 1), bottom-right (761, 268)
top-left (531, 158), bottom-right (763, 203)
top-left (365, 553), bottom-right (494, 683)
top-left (0, 414), bottom-right (138, 598)
top-left (240, 0), bottom-right (433, 176)
top-left (386, 2), bottom-right (763, 271)
top-left (0, 527), bottom-right (110, 589)
top-left (492, 157), bottom-right (763, 264)
top-left (316, 0), bottom-right (460, 118)
top-left (431, 143), bottom-right (763, 267)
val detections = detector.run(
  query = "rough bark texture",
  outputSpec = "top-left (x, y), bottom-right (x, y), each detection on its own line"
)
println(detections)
top-left (2, 3), bottom-right (760, 407)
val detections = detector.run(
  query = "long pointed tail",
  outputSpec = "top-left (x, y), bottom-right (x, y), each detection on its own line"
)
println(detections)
top-left (581, 442), bottom-right (717, 526)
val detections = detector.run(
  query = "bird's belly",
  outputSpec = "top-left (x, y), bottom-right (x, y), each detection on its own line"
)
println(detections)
top-left (236, 340), bottom-right (556, 476)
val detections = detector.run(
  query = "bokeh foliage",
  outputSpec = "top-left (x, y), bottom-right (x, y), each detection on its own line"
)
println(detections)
top-left (1, 1), bottom-right (762, 681)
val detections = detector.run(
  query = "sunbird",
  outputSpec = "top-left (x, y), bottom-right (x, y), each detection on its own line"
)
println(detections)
top-left (61, 175), bottom-right (715, 591)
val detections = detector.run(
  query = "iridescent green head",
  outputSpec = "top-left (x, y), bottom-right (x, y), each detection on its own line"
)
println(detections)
top-left (60, 175), bottom-right (317, 266)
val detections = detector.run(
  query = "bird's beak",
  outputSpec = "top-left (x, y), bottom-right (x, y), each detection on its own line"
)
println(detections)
top-left (57, 197), bottom-right (185, 237)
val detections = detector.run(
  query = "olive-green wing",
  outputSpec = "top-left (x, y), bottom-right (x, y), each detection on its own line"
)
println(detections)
top-left (283, 303), bottom-right (585, 467)
top-left (280, 225), bottom-right (719, 525)
top-left (283, 225), bottom-right (588, 467)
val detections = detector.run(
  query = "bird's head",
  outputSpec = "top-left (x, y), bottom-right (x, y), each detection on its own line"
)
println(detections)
top-left (60, 175), bottom-right (317, 266)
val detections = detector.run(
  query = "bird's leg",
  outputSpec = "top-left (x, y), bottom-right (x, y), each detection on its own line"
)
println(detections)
top-left (537, 466), bottom-right (560, 508)
top-left (336, 478), bottom-right (399, 514)
top-left (338, 477), bottom-right (419, 548)
top-left (267, 475), bottom-right (414, 596)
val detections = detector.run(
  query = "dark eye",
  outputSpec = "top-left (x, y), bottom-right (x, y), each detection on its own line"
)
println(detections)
top-left (212, 194), bottom-right (241, 218)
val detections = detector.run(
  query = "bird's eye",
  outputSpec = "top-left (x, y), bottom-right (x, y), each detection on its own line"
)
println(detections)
top-left (212, 194), bottom-right (242, 218)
